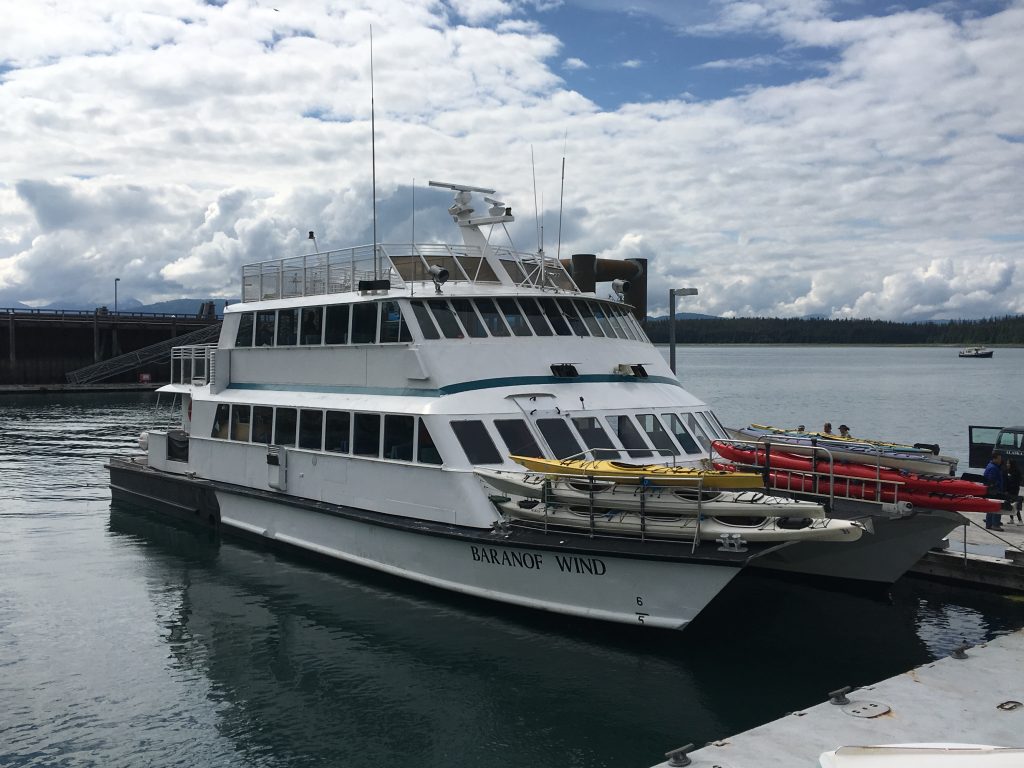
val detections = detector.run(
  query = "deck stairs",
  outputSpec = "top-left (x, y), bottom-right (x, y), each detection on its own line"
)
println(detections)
top-left (65, 323), bottom-right (222, 384)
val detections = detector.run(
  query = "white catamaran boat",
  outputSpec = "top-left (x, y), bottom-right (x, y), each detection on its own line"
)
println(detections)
top-left (106, 180), bottom-right (921, 628)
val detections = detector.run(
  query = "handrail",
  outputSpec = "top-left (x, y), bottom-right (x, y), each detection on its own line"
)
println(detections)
top-left (3, 307), bottom-right (221, 320)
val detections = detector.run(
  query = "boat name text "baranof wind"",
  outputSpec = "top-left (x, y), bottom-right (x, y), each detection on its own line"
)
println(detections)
top-left (470, 547), bottom-right (607, 575)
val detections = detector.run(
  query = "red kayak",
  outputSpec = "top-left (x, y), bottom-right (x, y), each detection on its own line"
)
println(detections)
top-left (713, 441), bottom-right (987, 497)
top-left (756, 469), bottom-right (1001, 513)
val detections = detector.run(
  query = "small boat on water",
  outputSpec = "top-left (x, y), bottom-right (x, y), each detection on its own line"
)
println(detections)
top-left (509, 455), bottom-right (765, 488)
top-left (493, 499), bottom-right (864, 543)
top-left (727, 425), bottom-right (959, 476)
top-left (476, 467), bottom-right (826, 517)
top-left (959, 346), bottom-right (994, 358)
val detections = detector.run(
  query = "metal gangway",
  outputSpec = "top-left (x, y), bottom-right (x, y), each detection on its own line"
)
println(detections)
top-left (65, 323), bottom-right (222, 384)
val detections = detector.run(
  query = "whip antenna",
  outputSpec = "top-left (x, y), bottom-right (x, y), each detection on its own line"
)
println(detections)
top-left (370, 25), bottom-right (378, 279)
top-left (556, 131), bottom-right (566, 262)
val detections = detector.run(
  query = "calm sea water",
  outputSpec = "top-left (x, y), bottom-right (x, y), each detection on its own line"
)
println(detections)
top-left (2, 346), bottom-right (1023, 768)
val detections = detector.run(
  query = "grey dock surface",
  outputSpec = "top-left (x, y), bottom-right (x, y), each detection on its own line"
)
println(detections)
top-left (909, 511), bottom-right (1024, 592)
top-left (653, 628), bottom-right (1024, 767)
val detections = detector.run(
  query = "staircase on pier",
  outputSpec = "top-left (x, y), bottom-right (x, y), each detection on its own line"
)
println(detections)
top-left (65, 323), bottom-right (222, 384)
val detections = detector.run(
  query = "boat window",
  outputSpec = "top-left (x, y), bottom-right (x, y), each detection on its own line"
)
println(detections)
top-left (325, 410), bottom-right (351, 453)
top-left (452, 420), bottom-right (502, 464)
top-left (276, 308), bottom-right (298, 346)
top-left (518, 297), bottom-right (553, 336)
top-left (500, 259), bottom-right (528, 284)
top-left (600, 304), bottom-right (626, 339)
top-left (664, 414), bottom-right (701, 454)
top-left (450, 298), bottom-right (488, 338)
top-left (575, 300), bottom-right (604, 337)
top-left (590, 301), bottom-right (617, 338)
top-left (235, 313), bottom-right (254, 347)
top-left (534, 418), bottom-right (582, 460)
top-left (255, 311), bottom-right (276, 347)
top-left (636, 414), bottom-right (678, 456)
top-left (383, 415), bottom-right (415, 461)
top-left (416, 418), bottom-right (442, 465)
top-left (351, 302), bottom-right (379, 344)
top-left (556, 298), bottom-right (589, 336)
top-left (695, 411), bottom-right (723, 440)
top-left (571, 416), bottom-right (619, 459)
top-left (353, 413), bottom-right (381, 456)
top-left (707, 411), bottom-right (729, 438)
top-left (231, 405), bottom-right (250, 442)
top-left (497, 298), bottom-right (532, 337)
top-left (428, 299), bottom-right (465, 339)
top-left (494, 419), bottom-right (544, 459)
top-left (252, 406), bottom-right (273, 444)
top-left (380, 300), bottom-right (412, 343)
top-left (682, 413), bottom-right (711, 452)
top-left (231, 405), bottom-right (251, 441)
top-left (473, 298), bottom-right (510, 337)
top-left (538, 297), bottom-right (571, 336)
top-left (299, 409), bottom-right (324, 450)
top-left (611, 307), bottom-right (637, 341)
top-left (324, 304), bottom-right (350, 345)
top-left (211, 403), bottom-right (230, 439)
top-left (300, 306), bottom-right (324, 345)
top-left (409, 299), bottom-right (440, 340)
top-left (454, 255), bottom-right (499, 283)
top-left (274, 408), bottom-right (298, 446)
top-left (605, 415), bottom-right (652, 458)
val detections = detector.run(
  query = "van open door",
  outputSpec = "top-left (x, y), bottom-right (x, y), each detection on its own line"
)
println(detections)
top-left (969, 425), bottom-right (1024, 469)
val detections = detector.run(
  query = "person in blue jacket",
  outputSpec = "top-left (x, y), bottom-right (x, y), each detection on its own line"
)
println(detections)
top-left (983, 452), bottom-right (1005, 530)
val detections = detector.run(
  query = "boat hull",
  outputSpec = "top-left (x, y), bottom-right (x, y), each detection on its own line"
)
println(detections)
top-left (109, 458), bottom-right (745, 630)
top-left (753, 504), bottom-right (964, 583)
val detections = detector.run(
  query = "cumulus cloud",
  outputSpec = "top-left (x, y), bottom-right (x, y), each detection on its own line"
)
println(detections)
top-left (563, 56), bottom-right (588, 70)
top-left (0, 0), bottom-right (1021, 320)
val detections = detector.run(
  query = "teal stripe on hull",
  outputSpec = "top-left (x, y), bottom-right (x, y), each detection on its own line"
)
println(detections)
top-left (229, 374), bottom-right (681, 398)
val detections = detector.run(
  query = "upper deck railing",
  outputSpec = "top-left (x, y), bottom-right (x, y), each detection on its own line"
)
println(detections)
top-left (240, 243), bottom-right (578, 302)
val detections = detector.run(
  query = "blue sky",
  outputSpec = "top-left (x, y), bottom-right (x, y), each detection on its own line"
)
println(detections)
top-left (0, 0), bottom-right (1022, 320)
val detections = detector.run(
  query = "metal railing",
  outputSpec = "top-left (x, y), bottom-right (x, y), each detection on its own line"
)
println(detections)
top-left (170, 344), bottom-right (218, 386)
top-left (239, 242), bottom-right (580, 302)
top-left (3, 307), bottom-right (221, 320)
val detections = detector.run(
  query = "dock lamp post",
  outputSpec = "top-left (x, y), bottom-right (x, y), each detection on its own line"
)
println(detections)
top-left (668, 287), bottom-right (698, 375)
top-left (114, 277), bottom-right (120, 315)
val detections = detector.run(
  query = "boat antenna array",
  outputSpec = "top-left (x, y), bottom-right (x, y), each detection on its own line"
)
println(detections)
top-left (370, 24), bottom-right (379, 279)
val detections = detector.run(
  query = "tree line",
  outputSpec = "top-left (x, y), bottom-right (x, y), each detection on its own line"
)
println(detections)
top-left (642, 315), bottom-right (1024, 345)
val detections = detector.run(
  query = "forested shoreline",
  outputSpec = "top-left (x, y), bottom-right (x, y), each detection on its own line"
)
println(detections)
top-left (642, 315), bottom-right (1024, 345)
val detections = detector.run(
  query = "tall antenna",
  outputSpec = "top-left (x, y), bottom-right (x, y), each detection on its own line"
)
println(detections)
top-left (410, 178), bottom-right (415, 297)
top-left (556, 131), bottom-right (566, 262)
top-left (531, 145), bottom-right (541, 252)
top-left (370, 24), bottom-right (378, 279)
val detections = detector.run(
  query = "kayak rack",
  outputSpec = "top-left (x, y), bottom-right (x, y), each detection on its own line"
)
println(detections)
top-left (713, 437), bottom-right (907, 510)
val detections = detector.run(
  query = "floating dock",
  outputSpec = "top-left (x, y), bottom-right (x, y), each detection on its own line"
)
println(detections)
top-left (909, 511), bottom-right (1024, 592)
top-left (653, 628), bottom-right (1024, 767)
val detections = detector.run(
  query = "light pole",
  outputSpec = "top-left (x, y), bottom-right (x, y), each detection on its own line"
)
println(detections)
top-left (114, 277), bottom-right (120, 315)
top-left (668, 287), bottom-right (698, 375)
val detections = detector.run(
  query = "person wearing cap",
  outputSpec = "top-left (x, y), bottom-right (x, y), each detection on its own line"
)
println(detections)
top-left (838, 425), bottom-right (850, 438)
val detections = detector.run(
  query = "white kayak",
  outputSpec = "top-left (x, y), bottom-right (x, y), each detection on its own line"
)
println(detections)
top-left (492, 499), bottom-right (864, 543)
top-left (476, 468), bottom-right (826, 518)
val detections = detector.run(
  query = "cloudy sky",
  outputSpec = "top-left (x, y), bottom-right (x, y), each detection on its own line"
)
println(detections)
top-left (1, 0), bottom-right (1022, 319)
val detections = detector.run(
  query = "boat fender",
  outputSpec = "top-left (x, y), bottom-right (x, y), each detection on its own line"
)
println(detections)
top-left (139, 432), bottom-right (149, 451)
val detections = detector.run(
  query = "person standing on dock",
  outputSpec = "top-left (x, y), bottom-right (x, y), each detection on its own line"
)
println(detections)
top-left (983, 452), bottom-right (1006, 530)
top-left (1005, 457), bottom-right (1022, 524)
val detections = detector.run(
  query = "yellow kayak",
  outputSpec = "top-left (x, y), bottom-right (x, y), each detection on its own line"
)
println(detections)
top-left (509, 456), bottom-right (765, 489)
